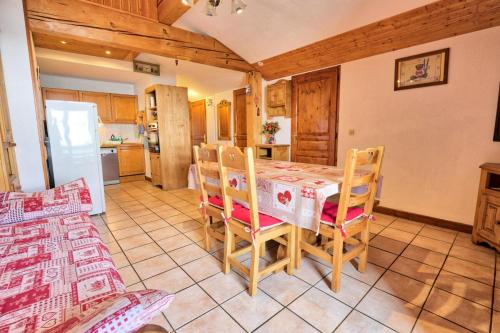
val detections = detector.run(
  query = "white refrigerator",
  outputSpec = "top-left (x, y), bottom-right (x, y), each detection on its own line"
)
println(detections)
top-left (45, 100), bottom-right (105, 215)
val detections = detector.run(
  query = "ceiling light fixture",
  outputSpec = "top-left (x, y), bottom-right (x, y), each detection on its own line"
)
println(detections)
top-left (231, 0), bottom-right (246, 14)
top-left (181, 0), bottom-right (194, 6)
top-left (183, 0), bottom-right (246, 16)
top-left (60, 40), bottom-right (67, 44)
top-left (205, 0), bottom-right (220, 16)
top-left (105, 50), bottom-right (111, 55)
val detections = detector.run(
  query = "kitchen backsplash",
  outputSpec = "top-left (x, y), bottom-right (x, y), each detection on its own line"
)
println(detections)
top-left (99, 124), bottom-right (144, 144)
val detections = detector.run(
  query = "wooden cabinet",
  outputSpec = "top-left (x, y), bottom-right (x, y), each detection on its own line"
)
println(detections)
top-left (111, 94), bottom-right (138, 123)
top-left (79, 91), bottom-right (112, 122)
top-left (472, 163), bottom-right (500, 251)
top-left (42, 88), bottom-right (137, 124)
top-left (150, 152), bottom-right (161, 186)
top-left (255, 144), bottom-right (290, 161)
top-left (266, 79), bottom-right (291, 117)
top-left (117, 145), bottom-right (145, 176)
top-left (42, 88), bottom-right (79, 101)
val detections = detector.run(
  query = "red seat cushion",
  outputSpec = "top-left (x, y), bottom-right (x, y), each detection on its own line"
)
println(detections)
top-left (207, 195), bottom-right (224, 209)
top-left (320, 201), bottom-right (364, 225)
top-left (232, 205), bottom-right (284, 230)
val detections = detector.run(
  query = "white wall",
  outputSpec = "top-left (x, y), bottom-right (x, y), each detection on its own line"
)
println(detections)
top-left (0, 0), bottom-right (45, 191)
top-left (40, 74), bottom-right (135, 94)
top-left (205, 89), bottom-right (240, 146)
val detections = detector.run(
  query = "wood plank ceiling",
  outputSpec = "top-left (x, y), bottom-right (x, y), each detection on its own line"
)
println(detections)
top-left (26, 0), bottom-right (254, 72)
top-left (255, 0), bottom-right (500, 80)
top-left (158, 0), bottom-right (199, 25)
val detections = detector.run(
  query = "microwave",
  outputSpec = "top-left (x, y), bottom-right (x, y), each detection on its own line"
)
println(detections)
top-left (147, 122), bottom-right (158, 131)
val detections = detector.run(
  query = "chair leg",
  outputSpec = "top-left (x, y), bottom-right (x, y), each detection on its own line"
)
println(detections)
top-left (260, 242), bottom-right (266, 258)
top-left (203, 216), bottom-right (211, 251)
top-left (295, 226), bottom-right (302, 269)
top-left (223, 227), bottom-right (233, 274)
top-left (248, 240), bottom-right (260, 296)
top-left (331, 228), bottom-right (343, 292)
top-left (358, 221), bottom-right (370, 273)
top-left (286, 226), bottom-right (295, 275)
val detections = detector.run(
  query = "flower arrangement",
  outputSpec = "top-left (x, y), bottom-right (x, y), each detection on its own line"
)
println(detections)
top-left (261, 121), bottom-right (280, 144)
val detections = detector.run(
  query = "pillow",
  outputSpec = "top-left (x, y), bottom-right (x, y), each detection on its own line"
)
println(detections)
top-left (48, 290), bottom-right (174, 333)
top-left (0, 178), bottom-right (93, 224)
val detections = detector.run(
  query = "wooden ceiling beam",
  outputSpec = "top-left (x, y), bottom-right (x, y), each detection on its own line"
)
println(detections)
top-left (255, 0), bottom-right (500, 80)
top-left (158, 0), bottom-right (199, 25)
top-left (26, 0), bottom-right (254, 72)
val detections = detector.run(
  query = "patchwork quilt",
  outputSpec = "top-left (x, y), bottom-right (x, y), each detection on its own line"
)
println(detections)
top-left (0, 213), bottom-right (126, 333)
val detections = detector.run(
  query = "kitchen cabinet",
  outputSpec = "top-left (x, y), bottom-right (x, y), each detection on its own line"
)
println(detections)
top-left (266, 79), bottom-right (291, 117)
top-left (150, 152), bottom-right (161, 186)
top-left (79, 91), bottom-right (112, 122)
top-left (255, 144), bottom-right (290, 161)
top-left (111, 94), bottom-right (138, 123)
top-left (117, 144), bottom-right (145, 176)
top-left (42, 88), bottom-right (79, 102)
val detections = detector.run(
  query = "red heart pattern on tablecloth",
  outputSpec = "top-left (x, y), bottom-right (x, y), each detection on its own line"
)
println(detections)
top-left (277, 190), bottom-right (292, 205)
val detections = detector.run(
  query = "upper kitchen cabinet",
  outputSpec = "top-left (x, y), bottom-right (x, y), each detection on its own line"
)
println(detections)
top-left (42, 88), bottom-right (79, 102)
top-left (111, 94), bottom-right (138, 123)
top-left (266, 79), bottom-right (291, 117)
top-left (79, 91), bottom-right (112, 123)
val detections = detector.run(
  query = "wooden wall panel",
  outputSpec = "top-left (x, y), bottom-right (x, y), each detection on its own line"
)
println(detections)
top-left (255, 0), bottom-right (500, 80)
top-left (158, 0), bottom-right (198, 25)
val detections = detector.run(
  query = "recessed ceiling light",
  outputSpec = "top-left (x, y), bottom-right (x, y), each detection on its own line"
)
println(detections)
top-left (257, 61), bottom-right (264, 67)
top-left (105, 50), bottom-right (111, 55)
top-left (60, 40), bottom-right (67, 44)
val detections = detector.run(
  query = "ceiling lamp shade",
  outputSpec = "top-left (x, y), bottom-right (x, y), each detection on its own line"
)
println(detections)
top-left (205, 0), bottom-right (219, 16)
top-left (181, 0), bottom-right (194, 6)
top-left (231, 0), bottom-right (246, 14)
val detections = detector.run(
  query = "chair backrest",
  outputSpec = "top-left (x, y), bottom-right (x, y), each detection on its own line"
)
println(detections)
top-left (193, 144), bottom-right (222, 205)
top-left (216, 145), bottom-right (260, 232)
top-left (335, 146), bottom-right (385, 226)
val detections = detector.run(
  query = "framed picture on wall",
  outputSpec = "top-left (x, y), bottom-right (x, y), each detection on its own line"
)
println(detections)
top-left (394, 48), bottom-right (449, 90)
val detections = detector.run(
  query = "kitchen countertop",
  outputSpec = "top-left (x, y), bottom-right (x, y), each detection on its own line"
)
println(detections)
top-left (100, 142), bottom-right (144, 148)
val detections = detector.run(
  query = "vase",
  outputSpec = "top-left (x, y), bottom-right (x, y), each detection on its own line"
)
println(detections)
top-left (266, 134), bottom-right (275, 144)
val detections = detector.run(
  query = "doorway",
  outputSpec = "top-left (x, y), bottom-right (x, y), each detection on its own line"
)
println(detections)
top-left (189, 99), bottom-right (207, 147)
top-left (233, 87), bottom-right (247, 148)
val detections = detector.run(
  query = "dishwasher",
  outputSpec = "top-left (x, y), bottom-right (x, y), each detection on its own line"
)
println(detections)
top-left (101, 147), bottom-right (120, 185)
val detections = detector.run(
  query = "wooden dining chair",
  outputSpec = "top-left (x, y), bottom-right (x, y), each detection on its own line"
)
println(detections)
top-left (193, 144), bottom-right (226, 251)
top-left (217, 145), bottom-right (296, 296)
top-left (296, 146), bottom-right (384, 292)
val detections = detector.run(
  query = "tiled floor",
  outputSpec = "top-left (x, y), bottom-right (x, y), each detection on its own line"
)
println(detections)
top-left (93, 180), bottom-right (499, 333)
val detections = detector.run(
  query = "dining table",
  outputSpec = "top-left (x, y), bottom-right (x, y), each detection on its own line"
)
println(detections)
top-left (188, 159), bottom-right (380, 234)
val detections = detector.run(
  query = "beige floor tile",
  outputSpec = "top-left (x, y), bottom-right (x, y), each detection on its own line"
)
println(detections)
top-left (375, 270), bottom-right (432, 307)
top-left (294, 257), bottom-right (332, 285)
top-left (184, 227), bottom-right (205, 242)
top-left (157, 234), bottom-right (193, 252)
top-left (98, 231), bottom-right (115, 244)
top-left (117, 265), bottom-right (140, 286)
top-left (369, 222), bottom-right (385, 234)
top-left (177, 307), bottom-right (245, 333)
top-left (418, 226), bottom-right (456, 243)
top-left (435, 270), bottom-right (493, 308)
top-left (107, 219), bottom-right (137, 231)
top-left (424, 288), bottom-right (490, 333)
top-left (334, 310), bottom-right (394, 333)
top-left (133, 213), bottom-right (162, 224)
top-left (164, 284), bottom-right (217, 329)
top-left (379, 227), bottom-right (415, 243)
top-left (401, 245), bottom-right (447, 268)
top-left (222, 291), bottom-right (283, 332)
top-left (413, 310), bottom-right (471, 333)
top-left (255, 309), bottom-right (318, 333)
top-left (342, 262), bottom-right (385, 286)
top-left (104, 213), bottom-right (131, 223)
top-left (259, 271), bottom-right (310, 306)
top-left (288, 288), bottom-right (350, 333)
top-left (411, 235), bottom-right (451, 255)
top-left (389, 218), bottom-right (424, 234)
top-left (122, 203), bottom-right (146, 212)
top-left (133, 254), bottom-right (177, 280)
top-left (492, 310), bottom-right (500, 333)
top-left (495, 288), bottom-right (500, 311)
top-left (146, 314), bottom-right (173, 333)
top-left (128, 209), bottom-right (154, 218)
top-left (127, 281), bottom-right (146, 291)
top-left (199, 272), bottom-right (247, 303)
top-left (112, 226), bottom-right (145, 240)
top-left (315, 274), bottom-right (371, 307)
top-left (370, 235), bottom-right (407, 254)
top-left (168, 243), bottom-right (208, 265)
top-left (165, 213), bottom-right (192, 224)
top-left (367, 246), bottom-right (398, 268)
top-left (448, 244), bottom-right (496, 268)
top-left (182, 255), bottom-right (222, 282)
top-left (125, 242), bottom-right (163, 264)
top-left (148, 226), bottom-right (180, 241)
top-left (443, 256), bottom-right (494, 286)
top-left (111, 252), bottom-right (130, 269)
top-left (453, 234), bottom-right (489, 251)
top-left (372, 213), bottom-right (396, 226)
top-left (140, 219), bottom-right (170, 232)
top-left (156, 209), bottom-right (182, 219)
top-left (118, 233), bottom-right (153, 250)
top-left (143, 267), bottom-right (194, 293)
top-left (390, 256), bottom-right (440, 285)
top-left (175, 220), bottom-right (203, 233)
top-left (356, 288), bottom-right (420, 333)
top-left (106, 241), bottom-right (122, 254)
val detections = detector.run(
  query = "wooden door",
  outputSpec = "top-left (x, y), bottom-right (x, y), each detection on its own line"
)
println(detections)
top-left (233, 87), bottom-right (247, 148)
top-left (291, 67), bottom-right (339, 165)
top-left (79, 91), bottom-right (112, 122)
top-left (111, 94), bottom-right (137, 123)
top-left (189, 99), bottom-right (206, 147)
top-left (42, 88), bottom-right (79, 102)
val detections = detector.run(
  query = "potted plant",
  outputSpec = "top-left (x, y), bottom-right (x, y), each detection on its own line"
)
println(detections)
top-left (261, 121), bottom-right (280, 144)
